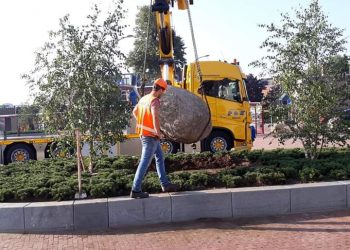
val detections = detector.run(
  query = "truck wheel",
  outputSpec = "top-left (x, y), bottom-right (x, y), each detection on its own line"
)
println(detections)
top-left (160, 140), bottom-right (180, 154)
top-left (47, 142), bottom-right (75, 158)
top-left (5, 143), bottom-right (36, 164)
top-left (204, 131), bottom-right (232, 153)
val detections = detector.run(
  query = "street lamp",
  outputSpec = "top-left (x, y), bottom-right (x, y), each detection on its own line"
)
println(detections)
top-left (197, 54), bottom-right (210, 60)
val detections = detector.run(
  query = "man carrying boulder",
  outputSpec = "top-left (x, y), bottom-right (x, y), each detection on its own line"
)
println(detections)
top-left (130, 78), bottom-right (179, 199)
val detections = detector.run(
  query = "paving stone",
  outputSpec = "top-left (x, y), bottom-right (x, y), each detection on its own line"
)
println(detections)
top-left (3, 210), bottom-right (350, 250)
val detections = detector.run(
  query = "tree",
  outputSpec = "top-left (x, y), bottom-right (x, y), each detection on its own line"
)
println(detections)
top-left (261, 84), bottom-right (282, 109)
top-left (126, 5), bottom-right (187, 82)
top-left (323, 54), bottom-right (349, 82)
top-left (252, 0), bottom-right (350, 159)
top-left (22, 1), bottom-right (131, 170)
top-left (245, 74), bottom-right (268, 102)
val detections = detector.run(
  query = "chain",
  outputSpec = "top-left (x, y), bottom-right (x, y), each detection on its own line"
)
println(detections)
top-left (185, 0), bottom-right (211, 142)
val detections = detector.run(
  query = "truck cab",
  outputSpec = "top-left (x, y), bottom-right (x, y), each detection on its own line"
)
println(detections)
top-left (176, 61), bottom-right (252, 152)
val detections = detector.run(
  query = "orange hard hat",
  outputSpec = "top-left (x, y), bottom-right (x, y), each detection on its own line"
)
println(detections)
top-left (154, 78), bottom-right (168, 90)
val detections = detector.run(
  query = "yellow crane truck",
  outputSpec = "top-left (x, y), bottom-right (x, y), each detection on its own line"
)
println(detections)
top-left (0, 0), bottom-right (253, 164)
top-left (149, 0), bottom-right (253, 153)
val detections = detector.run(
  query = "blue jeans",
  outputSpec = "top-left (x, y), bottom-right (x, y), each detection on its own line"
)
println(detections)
top-left (132, 136), bottom-right (170, 192)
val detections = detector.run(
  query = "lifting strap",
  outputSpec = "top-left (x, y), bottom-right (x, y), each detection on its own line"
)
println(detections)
top-left (185, 0), bottom-right (202, 83)
top-left (185, 0), bottom-right (211, 142)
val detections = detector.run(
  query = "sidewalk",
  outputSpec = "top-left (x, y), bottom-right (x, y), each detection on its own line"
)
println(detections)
top-left (1, 210), bottom-right (350, 249)
top-left (253, 134), bottom-right (303, 150)
top-left (253, 134), bottom-right (350, 151)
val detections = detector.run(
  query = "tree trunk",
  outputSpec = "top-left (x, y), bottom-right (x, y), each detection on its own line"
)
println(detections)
top-left (302, 140), bottom-right (313, 159)
top-left (89, 140), bottom-right (94, 173)
top-left (75, 129), bottom-right (82, 196)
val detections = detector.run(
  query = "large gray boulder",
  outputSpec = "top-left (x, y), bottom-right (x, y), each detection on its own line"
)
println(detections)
top-left (159, 86), bottom-right (212, 143)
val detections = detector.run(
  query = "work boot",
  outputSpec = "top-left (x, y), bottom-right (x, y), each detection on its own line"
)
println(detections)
top-left (162, 183), bottom-right (179, 192)
top-left (130, 191), bottom-right (149, 199)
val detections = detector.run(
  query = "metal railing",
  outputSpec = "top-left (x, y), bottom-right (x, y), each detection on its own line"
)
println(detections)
top-left (0, 114), bottom-right (44, 140)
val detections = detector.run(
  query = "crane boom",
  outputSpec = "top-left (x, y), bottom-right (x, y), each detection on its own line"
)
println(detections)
top-left (151, 0), bottom-right (193, 84)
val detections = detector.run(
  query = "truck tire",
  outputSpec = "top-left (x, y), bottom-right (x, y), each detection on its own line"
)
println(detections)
top-left (160, 140), bottom-right (180, 154)
top-left (204, 131), bottom-right (232, 153)
top-left (47, 142), bottom-right (75, 158)
top-left (5, 143), bottom-right (36, 164)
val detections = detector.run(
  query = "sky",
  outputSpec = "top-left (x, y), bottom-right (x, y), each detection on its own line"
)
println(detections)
top-left (1, 0), bottom-right (350, 105)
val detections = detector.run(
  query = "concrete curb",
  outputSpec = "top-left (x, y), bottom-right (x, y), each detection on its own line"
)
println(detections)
top-left (1, 181), bottom-right (350, 232)
top-left (25, 201), bottom-right (74, 232)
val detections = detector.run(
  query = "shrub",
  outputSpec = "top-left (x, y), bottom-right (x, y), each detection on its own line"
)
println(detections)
top-left (330, 169), bottom-right (348, 180)
top-left (169, 171), bottom-right (191, 190)
top-left (143, 173), bottom-right (162, 193)
top-left (50, 184), bottom-right (76, 201)
top-left (192, 151), bottom-right (213, 160)
top-left (33, 187), bottom-right (52, 200)
top-left (62, 162), bottom-right (78, 174)
top-left (235, 167), bottom-right (250, 176)
top-left (311, 160), bottom-right (342, 177)
top-left (299, 167), bottom-right (321, 182)
top-left (219, 168), bottom-right (239, 176)
top-left (221, 175), bottom-right (243, 188)
top-left (170, 171), bottom-right (191, 180)
top-left (15, 187), bottom-right (35, 201)
top-left (256, 166), bottom-right (275, 174)
top-left (207, 173), bottom-right (224, 187)
top-left (278, 166), bottom-right (299, 179)
top-left (1, 148), bottom-right (350, 202)
top-left (277, 148), bottom-right (304, 158)
top-left (257, 172), bottom-right (286, 185)
top-left (244, 150), bottom-right (263, 162)
top-left (89, 180), bottom-right (120, 198)
top-left (243, 171), bottom-right (258, 186)
top-left (0, 189), bottom-right (14, 202)
top-left (95, 157), bottom-right (114, 170)
top-left (111, 156), bottom-right (138, 170)
top-left (318, 148), bottom-right (340, 159)
top-left (46, 176), bottom-right (67, 187)
top-left (188, 172), bottom-right (209, 189)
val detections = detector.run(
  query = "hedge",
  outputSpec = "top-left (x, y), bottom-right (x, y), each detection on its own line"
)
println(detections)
top-left (1, 148), bottom-right (350, 202)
